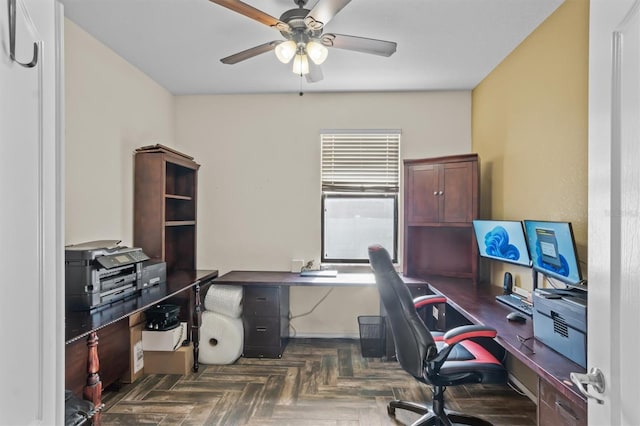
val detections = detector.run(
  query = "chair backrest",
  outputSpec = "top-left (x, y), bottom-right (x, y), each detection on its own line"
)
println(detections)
top-left (368, 244), bottom-right (438, 379)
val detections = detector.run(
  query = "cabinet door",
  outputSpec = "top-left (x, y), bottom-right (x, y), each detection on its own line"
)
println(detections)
top-left (441, 161), bottom-right (474, 223)
top-left (406, 164), bottom-right (440, 224)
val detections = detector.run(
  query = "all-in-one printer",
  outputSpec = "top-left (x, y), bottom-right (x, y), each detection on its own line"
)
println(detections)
top-left (65, 240), bottom-right (166, 311)
top-left (533, 287), bottom-right (587, 368)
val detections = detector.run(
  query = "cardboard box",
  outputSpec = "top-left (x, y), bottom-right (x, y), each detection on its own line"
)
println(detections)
top-left (129, 311), bottom-right (146, 327)
top-left (144, 343), bottom-right (194, 375)
top-left (142, 322), bottom-right (187, 351)
top-left (122, 323), bottom-right (145, 383)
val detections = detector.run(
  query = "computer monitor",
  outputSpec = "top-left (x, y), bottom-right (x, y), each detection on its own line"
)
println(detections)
top-left (472, 220), bottom-right (532, 268)
top-left (523, 220), bottom-right (582, 286)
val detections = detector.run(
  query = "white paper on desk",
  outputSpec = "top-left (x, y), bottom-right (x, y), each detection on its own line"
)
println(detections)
top-left (133, 340), bottom-right (144, 373)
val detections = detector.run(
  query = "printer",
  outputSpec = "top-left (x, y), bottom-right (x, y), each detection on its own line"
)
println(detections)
top-left (532, 287), bottom-right (587, 368)
top-left (65, 240), bottom-right (166, 311)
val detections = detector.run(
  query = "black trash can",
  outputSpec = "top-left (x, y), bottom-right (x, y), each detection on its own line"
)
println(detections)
top-left (357, 315), bottom-right (386, 358)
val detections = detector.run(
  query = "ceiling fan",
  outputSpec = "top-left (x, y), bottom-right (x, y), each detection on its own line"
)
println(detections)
top-left (209, 0), bottom-right (398, 83)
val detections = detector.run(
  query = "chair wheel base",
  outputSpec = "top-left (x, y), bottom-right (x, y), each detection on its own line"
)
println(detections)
top-left (386, 400), bottom-right (494, 426)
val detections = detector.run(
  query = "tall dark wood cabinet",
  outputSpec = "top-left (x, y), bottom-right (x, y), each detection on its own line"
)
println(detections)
top-left (134, 145), bottom-right (200, 272)
top-left (403, 154), bottom-right (479, 284)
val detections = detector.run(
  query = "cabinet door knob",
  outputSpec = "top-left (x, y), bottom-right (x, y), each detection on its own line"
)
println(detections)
top-left (438, 191), bottom-right (444, 195)
top-left (433, 191), bottom-right (438, 195)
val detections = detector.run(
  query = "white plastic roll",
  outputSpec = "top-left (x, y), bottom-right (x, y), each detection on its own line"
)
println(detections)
top-left (199, 311), bottom-right (244, 365)
top-left (204, 285), bottom-right (243, 318)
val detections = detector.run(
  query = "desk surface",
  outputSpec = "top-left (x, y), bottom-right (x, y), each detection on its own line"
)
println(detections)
top-left (214, 270), bottom-right (426, 286)
top-left (424, 276), bottom-right (587, 407)
top-left (65, 269), bottom-right (218, 344)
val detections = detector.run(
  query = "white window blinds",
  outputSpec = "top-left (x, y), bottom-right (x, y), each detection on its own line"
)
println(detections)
top-left (321, 130), bottom-right (401, 193)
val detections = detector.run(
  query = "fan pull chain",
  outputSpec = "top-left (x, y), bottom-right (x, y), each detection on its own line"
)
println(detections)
top-left (299, 73), bottom-right (304, 96)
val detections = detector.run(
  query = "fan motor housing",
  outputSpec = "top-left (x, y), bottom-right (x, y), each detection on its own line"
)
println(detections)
top-left (279, 8), bottom-right (322, 39)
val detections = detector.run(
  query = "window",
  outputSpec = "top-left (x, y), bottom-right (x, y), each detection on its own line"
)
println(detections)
top-left (321, 130), bottom-right (400, 263)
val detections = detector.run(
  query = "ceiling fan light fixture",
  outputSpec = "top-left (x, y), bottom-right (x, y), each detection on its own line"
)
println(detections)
top-left (306, 40), bottom-right (328, 65)
top-left (275, 40), bottom-right (297, 63)
top-left (292, 53), bottom-right (309, 75)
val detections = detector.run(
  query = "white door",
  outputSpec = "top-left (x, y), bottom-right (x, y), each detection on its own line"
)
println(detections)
top-left (587, 0), bottom-right (640, 424)
top-left (0, 0), bottom-right (64, 424)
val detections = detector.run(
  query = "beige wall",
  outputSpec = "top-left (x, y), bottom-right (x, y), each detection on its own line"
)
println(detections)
top-left (63, 0), bottom-right (589, 338)
top-left (65, 19), bottom-right (175, 246)
top-left (471, 0), bottom-right (589, 291)
top-left (64, 18), bottom-right (473, 337)
top-left (175, 92), bottom-right (472, 336)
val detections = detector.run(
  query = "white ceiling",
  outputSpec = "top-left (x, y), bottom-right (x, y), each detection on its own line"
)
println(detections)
top-left (60, 0), bottom-right (563, 95)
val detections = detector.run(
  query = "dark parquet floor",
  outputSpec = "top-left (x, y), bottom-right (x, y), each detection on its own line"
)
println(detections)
top-left (101, 338), bottom-right (536, 425)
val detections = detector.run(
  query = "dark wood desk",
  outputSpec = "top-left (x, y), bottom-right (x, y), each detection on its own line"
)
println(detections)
top-left (214, 270), bottom-right (426, 287)
top-left (65, 269), bottom-right (218, 422)
top-left (424, 276), bottom-right (587, 425)
top-left (217, 271), bottom-right (587, 425)
top-left (214, 271), bottom-right (427, 358)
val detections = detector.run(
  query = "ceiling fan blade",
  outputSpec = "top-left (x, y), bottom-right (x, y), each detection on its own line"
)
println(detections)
top-left (305, 0), bottom-right (351, 29)
top-left (220, 41), bottom-right (279, 64)
top-left (322, 33), bottom-right (397, 57)
top-left (209, 0), bottom-right (291, 32)
top-left (306, 61), bottom-right (324, 83)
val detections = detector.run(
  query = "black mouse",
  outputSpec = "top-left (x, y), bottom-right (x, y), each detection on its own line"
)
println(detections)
top-left (506, 311), bottom-right (527, 323)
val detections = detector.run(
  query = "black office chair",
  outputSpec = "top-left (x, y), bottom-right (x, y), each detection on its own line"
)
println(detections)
top-left (368, 244), bottom-right (508, 426)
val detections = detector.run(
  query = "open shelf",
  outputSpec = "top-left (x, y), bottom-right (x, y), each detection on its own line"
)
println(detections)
top-left (134, 146), bottom-right (200, 273)
top-left (165, 194), bottom-right (192, 201)
top-left (165, 221), bottom-right (196, 227)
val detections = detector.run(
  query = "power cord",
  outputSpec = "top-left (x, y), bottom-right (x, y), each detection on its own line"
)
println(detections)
top-left (543, 274), bottom-right (561, 289)
top-left (288, 287), bottom-right (334, 337)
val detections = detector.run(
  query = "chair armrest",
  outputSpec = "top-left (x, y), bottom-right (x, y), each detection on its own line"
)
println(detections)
top-left (427, 325), bottom-right (499, 367)
top-left (442, 325), bottom-right (498, 346)
top-left (413, 295), bottom-right (447, 309)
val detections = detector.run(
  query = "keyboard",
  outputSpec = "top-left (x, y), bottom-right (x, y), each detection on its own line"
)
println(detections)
top-left (300, 269), bottom-right (338, 277)
top-left (495, 294), bottom-right (533, 317)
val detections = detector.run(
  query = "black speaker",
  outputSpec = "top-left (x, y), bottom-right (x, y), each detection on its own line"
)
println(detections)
top-left (503, 272), bottom-right (513, 295)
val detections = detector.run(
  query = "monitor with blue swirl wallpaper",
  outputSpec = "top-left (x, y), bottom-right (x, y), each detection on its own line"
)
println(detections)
top-left (472, 220), bottom-right (532, 267)
top-left (523, 220), bottom-right (582, 286)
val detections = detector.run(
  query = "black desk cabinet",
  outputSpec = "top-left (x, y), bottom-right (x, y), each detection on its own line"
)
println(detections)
top-left (213, 271), bottom-right (426, 360)
top-left (242, 285), bottom-right (290, 358)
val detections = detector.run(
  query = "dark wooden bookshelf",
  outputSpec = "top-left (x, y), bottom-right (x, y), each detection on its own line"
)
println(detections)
top-left (134, 145), bottom-right (200, 272)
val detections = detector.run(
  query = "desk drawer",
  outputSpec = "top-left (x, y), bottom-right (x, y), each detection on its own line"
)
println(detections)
top-left (243, 316), bottom-right (286, 358)
top-left (538, 378), bottom-right (586, 426)
top-left (243, 286), bottom-right (281, 316)
top-left (243, 316), bottom-right (282, 347)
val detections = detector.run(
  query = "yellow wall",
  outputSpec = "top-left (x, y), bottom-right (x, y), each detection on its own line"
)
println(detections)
top-left (471, 0), bottom-right (589, 291)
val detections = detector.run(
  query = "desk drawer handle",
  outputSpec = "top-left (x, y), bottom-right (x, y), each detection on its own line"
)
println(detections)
top-left (555, 401), bottom-right (578, 420)
top-left (255, 297), bottom-right (267, 301)
top-left (256, 326), bottom-right (267, 332)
